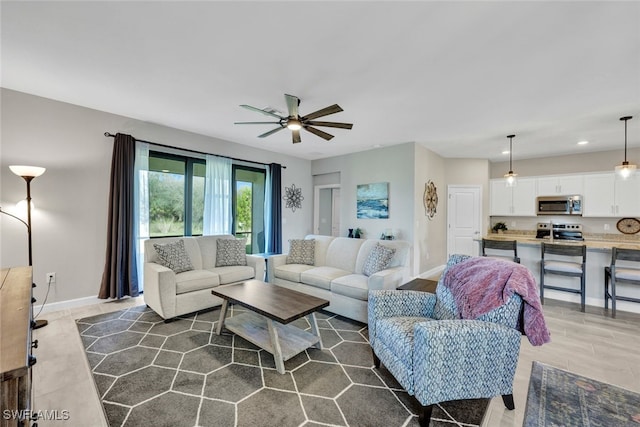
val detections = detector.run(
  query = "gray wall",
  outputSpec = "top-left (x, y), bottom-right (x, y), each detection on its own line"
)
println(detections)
top-left (0, 89), bottom-right (311, 308)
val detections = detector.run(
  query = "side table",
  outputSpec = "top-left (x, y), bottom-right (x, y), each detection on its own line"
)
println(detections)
top-left (397, 277), bottom-right (438, 293)
top-left (252, 252), bottom-right (282, 282)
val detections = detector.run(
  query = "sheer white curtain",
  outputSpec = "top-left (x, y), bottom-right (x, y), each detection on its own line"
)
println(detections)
top-left (203, 154), bottom-right (232, 235)
top-left (135, 142), bottom-right (149, 289)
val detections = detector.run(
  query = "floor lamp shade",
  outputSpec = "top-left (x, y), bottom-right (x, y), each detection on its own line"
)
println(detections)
top-left (9, 165), bottom-right (46, 178)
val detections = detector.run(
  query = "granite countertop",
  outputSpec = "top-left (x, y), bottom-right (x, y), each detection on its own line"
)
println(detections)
top-left (480, 231), bottom-right (640, 250)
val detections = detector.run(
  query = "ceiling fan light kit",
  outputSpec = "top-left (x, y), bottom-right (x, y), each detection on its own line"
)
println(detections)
top-left (615, 116), bottom-right (636, 179)
top-left (235, 94), bottom-right (353, 144)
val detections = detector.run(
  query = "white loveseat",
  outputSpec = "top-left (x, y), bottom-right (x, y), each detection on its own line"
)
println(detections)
top-left (267, 235), bottom-right (411, 323)
top-left (143, 235), bottom-right (265, 320)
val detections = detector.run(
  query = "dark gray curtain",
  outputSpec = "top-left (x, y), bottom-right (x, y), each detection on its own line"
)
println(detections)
top-left (99, 133), bottom-right (139, 299)
top-left (266, 163), bottom-right (282, 253)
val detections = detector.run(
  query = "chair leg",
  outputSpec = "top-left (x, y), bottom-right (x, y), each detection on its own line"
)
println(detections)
top-left (502, 394), bottom-right (515, 410)
top-left (604, 267), bottom-right (610, 311)
top-left (539, 267), bottom-right (545, 305)
top-left (372, 349), bottom-right (381, 368)
top-left (611, 276), bottom-right (617, 319)
top-left (418, 404), bottom-right (434, 427)
top-left (580, 274), bottom-right (586, 313)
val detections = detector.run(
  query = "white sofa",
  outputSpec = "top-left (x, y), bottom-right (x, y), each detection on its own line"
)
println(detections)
top-left (267, 235), bottom-right (411, 323)
top-left (143, 235), bottom-right (265, 320)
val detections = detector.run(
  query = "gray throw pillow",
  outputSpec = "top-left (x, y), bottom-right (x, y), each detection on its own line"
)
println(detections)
top-left (153, 240), bottom-right (194, 273)
top-left (215, 239), bottom-right (247, 267)
top-left (362, 243), bottom-right (396, 276)
top-left (286, 239), bottom-right (315, 265)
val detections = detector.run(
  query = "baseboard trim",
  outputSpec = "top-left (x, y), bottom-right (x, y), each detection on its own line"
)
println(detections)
top-left (34, 295), bottom-right (107, 314)
top-left (416, 265), bottom-right (445, 281)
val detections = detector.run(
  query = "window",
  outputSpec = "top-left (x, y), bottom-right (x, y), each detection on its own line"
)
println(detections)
top-left (148, 151), bottom-right (267, 251)
top-left (148, 152), bottom-right (205, 237)
top-left (233, 165), bottom-right (266, 254)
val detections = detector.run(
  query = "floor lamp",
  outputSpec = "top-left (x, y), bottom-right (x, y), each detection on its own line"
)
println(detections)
top-left (0, 165), bottom-right (47, 328)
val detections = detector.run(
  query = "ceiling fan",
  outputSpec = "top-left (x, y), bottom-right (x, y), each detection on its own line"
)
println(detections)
top-left (234, 94), bottom-right (353, 144)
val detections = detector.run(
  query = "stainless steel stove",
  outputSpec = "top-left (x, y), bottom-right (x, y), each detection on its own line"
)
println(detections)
top-left (536, 223), bottom-right (584, 241)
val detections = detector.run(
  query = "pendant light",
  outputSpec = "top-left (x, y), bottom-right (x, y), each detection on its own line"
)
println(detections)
top-left (504, 134), bottom-right (517, 187)
top-left (615, 116), bottom-right (636, 179)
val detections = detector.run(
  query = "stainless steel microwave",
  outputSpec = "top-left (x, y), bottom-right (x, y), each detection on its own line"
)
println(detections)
top-left (536, 195), bottom-right (582, 215)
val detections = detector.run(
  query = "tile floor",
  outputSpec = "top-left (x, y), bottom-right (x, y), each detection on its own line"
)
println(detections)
top-left (30, 297), bottom-right (640, 427)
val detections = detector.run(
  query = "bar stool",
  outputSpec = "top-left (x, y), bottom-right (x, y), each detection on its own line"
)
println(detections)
top-left (604, 247), bottom-right (640, 318)
top-left (481, 239), bottom-right (520, 263)
top-left (540, 243), bottom-right (587, 312)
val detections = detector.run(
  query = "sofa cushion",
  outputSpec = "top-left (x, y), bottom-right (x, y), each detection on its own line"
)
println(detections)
top-left (287, 239), bottom-right (316, 265)
top-left (210, 266), bottom-right (256, 284)
top-left (274, 264), bottom-right (315, 283)
top-left (301, 266), bottom-right (351, 291)
top-left (331, 274), bottom-right (369, 300)
top-left (362, 243), bottom-right (396, 276)
top-left (216, 239), bottom-right (247, 267)
top-left (175, 270), bottom-right (219, 294)
top-left (325, 238), bottom-right (365, 272)
top-left (153, 240), bottom-right (195, 273)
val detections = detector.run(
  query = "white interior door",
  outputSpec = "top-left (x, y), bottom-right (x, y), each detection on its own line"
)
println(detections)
top-left (314, 184), bottom-right (341, 235)
top-left (447, 185), bottom-right (482, 257)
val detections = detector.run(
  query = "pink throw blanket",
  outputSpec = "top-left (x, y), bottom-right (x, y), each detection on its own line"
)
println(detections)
top-left (443, 257), bottom-right (551, 346)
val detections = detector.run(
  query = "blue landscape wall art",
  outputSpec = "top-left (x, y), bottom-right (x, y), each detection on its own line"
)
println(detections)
top-left (357, 182), bottom-right (389, 219)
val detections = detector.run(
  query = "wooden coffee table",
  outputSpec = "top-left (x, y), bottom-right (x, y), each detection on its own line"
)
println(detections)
top-left (212, 280), bottom-right (330, 374)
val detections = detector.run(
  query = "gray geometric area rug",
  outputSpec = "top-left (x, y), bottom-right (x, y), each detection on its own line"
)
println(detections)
top-left (76, 305), bottom-right (489, 427)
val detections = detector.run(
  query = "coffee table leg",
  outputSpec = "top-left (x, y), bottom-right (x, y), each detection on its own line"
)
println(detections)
top-left (215, 300), bottom-right (229, 335)
top-left (267, 319), bottom-right (286, 374)
top-left (308, 313), bottom-right (323, 350)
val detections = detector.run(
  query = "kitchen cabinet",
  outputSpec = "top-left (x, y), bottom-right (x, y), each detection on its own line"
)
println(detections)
top-left (537, 175), bottom-right (583, 196)
top-left (490, 177), bottom-right (537, 216)
top-left (582, 172), bottom-right (640, 217)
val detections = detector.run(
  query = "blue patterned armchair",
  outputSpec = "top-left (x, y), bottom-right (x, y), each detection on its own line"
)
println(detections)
top-left (368, 254), bottom-right (524, 426)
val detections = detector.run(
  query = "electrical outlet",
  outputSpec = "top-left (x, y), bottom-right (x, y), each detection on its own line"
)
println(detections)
top-left (46, 272), bottom-right (56, 284)
top-left (604, 224), bottom-right (610, 231)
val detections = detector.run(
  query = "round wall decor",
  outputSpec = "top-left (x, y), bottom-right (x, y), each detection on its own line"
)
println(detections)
top-left (616, 217), bottom-right (640, 234)
top-left (424, 181), bottom-right (438, 220)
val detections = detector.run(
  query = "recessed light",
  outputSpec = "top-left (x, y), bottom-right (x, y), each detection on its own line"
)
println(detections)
top-left (577, 140), bottom-right (589, 145)
top-left (502, 150), bottom-right (510, 155)
top-left (372, 144), bottom-right (383, 148)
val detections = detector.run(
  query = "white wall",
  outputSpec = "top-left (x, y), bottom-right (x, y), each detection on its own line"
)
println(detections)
top-left (490, 148), bottom-right (640, 178)
top-left (0, 89), bottom-right (311, 306)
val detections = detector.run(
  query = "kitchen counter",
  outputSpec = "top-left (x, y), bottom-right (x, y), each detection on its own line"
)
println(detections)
top-left (476, 233), bottom-right (640, 314)
top-left (480, 233), bottom-right (640, 251)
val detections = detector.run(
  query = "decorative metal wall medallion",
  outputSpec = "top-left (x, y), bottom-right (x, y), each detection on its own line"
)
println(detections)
top-left (424, 181), bottom-right (438, 219)
top-left (616, 217), bottom-right (640, 234)
top-left (283, 184), bottom-right (304, 212)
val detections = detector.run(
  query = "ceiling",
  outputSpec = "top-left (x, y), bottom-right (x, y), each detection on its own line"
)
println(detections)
top-left (2, 1), bottom-right (639, 162)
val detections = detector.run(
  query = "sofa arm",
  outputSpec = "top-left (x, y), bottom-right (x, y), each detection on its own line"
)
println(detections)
top-left (245, 254), bottom-right (266, 280)
top-left (266, 254), bottom-right (288, 282)
top-left (367, 266), bottom-right (406, 291)
top-left (412, 319), bottom-right (522, 406)
top-left (143, 262), bottom-right (178, 319)
top-left (368, 290), bottom-right (437, 345)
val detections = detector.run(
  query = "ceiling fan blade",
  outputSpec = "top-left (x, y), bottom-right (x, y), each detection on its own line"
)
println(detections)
top-left (292, 129), bottom-right (301, 144)
top-left (234, 121), bottom-right (281, 125)
top-left (258, 127), bottom-right (285, 138)
top-left (304, 126), bottom-right (334, 141)
top-left (305, 121), bottom-right (353, 129)
top-left (240, 104), bottom-right (285, 119)
top-left (285, 94), bottom-right (300, 118)
top-left (302, 104), bottom-right (343, 121)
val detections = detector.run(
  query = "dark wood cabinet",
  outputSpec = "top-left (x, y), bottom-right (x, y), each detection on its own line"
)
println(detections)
top-left (1, 267), bottom-right (34, 427)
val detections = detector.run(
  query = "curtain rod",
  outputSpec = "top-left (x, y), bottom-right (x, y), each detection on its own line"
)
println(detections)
top-left (103, 132), bottom-right (286, 169)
